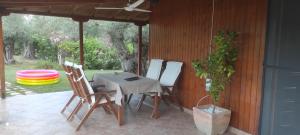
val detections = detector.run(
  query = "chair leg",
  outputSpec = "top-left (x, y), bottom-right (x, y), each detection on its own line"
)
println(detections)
top-left (136, 94), bottom-right (146, 111)
top-left (161, 95), bottom-right (170, 106)
top-left (117, 105), bottom-right (124, 126)
top-left (104, 95), bottom-right (117, 118)
top-left (151, 93), bottom-right (161, 119)
top-left (61, 94), bottom-right (76, 114)
top-left (124, 95), bottom-right (128, 103)
top-left (172, 92), bottom-right (183, 112)
top-left (68, 100), bottom-right (83, 121)
top-left (76, 98), bottom-right (101, 131)
top-left (126, 94), bottom-right (133, 104)
top-left (102, 104), bottom-right (112, 114)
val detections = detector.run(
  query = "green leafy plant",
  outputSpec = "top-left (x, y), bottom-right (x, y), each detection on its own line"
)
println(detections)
top-left (35, 60), bottom-right (62, 70)
top-left (192, 31), bottom-right (238, 112)
top-left (58, 37), bottom-right (121, 70)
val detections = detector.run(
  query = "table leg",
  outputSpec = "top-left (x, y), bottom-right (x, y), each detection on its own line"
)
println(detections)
top-left (117, 105), bottom-right (124, 126)
top-left (151, 93), bottom-right (160, 119)
top-left (124, 95), bottom-right (128, 103)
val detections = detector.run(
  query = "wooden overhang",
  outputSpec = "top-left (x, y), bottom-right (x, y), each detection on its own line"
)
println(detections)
top-left (0, 0), bottom-right (150, 23)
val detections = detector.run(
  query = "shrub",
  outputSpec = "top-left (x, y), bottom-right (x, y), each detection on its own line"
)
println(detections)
top-left (35, 60), bottom-right (62, 70)
top-left (58, 38), bottom-right (121, 70)
top-left (34, 35), bottom-right (58, 62)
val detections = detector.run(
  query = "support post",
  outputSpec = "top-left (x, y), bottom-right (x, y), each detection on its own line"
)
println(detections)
top-left (0, 15), bottom-right (6, 99)
top-left (79, 21), bottom-right (84, 66)
top-left (137, 25), bottom-right (143, 75)
top-left (72, 17), bottom-right (88, 67)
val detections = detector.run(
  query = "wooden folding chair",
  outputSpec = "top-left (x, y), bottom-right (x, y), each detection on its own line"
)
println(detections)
top-left (61, 61), bottom-right (108, 120)
top-left (137, 61), bottom-right (184, 111)
top-left (71, 64), bottom-right (118, 131)
top-left (60, 61), bottom-right (82, 120)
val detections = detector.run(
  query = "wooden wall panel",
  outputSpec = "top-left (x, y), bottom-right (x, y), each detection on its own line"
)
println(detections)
top-left (149, 0), bottom-right (267, 134)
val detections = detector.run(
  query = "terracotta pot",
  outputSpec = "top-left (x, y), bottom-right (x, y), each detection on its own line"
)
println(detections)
top-left (193, 104), bottom-right (231, 135)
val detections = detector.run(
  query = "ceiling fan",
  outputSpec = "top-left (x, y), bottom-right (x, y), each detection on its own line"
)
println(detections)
top-left (95, 0), bottom-right (151, 13)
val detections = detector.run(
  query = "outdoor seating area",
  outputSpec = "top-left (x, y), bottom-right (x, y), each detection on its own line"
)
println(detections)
top-left (2, 0), bottom-right (300, 135)
top-left (60, 60), bottom-right (184, 130)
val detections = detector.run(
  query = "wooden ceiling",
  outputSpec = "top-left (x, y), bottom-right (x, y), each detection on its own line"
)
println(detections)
top-left (0, 0), bottom-right (151, 23)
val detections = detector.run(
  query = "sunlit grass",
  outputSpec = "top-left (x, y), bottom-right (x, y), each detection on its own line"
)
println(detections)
top-left (5, 62), bottom-right (119, 93)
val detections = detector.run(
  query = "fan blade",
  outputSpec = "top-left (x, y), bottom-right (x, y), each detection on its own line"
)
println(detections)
top-left (128, 0), bottom-right (145, 8)
top-left (133, 8), bottom-right (152, 12)
top-left (95, 7), bottom-right (124, 10)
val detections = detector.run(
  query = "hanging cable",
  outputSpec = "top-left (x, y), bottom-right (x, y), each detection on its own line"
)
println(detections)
top-left (209, 0), bottom-right (215, 54)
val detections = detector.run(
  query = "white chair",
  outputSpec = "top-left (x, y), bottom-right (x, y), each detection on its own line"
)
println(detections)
top-left (137, 61), bottom-right (184, 111)
top-left (126, 59), bottom-right (164, 104)
top-left (145, 59), bottom-right (164, 80)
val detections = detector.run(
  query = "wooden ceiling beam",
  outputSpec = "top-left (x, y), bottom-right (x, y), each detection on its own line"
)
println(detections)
top-left (72, 16), bottom-right (89, 22)
top-left (5, 9), bottom-right (148, 24)
top-left (0, 8), bottom-right (10, 16)
top-left (112, 10), bottom-right (124, 19)
top-left (0, 0), bottom-right (121, 4)
top-left (126, 1), bottom-right (150, 20)
top-left (0, 3), bottom-right (72, 7)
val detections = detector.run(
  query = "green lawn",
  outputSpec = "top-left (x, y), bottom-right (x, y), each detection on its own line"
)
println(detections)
top-left (5, 64), bottom-right (119, 93)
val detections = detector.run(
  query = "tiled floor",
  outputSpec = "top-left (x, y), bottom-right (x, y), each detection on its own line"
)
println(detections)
top-left (0, 91), bottom-right (234, 135)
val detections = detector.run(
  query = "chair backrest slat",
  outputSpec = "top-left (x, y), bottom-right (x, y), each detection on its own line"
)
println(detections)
top-left (159, 61), bottom-right (183, 86)
top-left (62, 65), bottom-right (77, 95)
top-left (146, 59), bottom-right (164, 80)
top-left (63, 61), bottom-right (79, 96)
top-left (72, 64), bottom-right (95, 104)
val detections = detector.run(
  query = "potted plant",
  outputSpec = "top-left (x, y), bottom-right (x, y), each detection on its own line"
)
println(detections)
top-left (192, 31), bottom-right (238, 135)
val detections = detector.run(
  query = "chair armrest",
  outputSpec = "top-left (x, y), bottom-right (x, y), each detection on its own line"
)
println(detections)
top-left (95, 88), bottom-right (117, 94)
top-left (161, 85), bottom-right (174, 89)
top-left (87, 90), bottom-right (116, 97)
top-left (92, 84), bottom-right (105, 89)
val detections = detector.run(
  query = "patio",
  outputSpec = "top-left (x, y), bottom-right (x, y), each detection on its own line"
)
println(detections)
top-left (0, 91), bottom-right (234, 135)
top-left (0, 0), bottom-right (276, 134)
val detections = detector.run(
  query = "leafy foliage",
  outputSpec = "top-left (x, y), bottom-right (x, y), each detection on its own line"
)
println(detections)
top-left (35, 60), bottom-right (62, 70)
top-left (58, 38), bottom-right (121, 70)
top-left (3, 14), bottom-right (149, 72)
top-left (192, 31), bottom-right (238, 105)
top-left (33, 35), bottom-right (58, 62)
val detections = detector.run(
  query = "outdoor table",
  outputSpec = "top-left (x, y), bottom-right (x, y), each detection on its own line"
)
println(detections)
top-left (93, 72), bottom-right (162, 125)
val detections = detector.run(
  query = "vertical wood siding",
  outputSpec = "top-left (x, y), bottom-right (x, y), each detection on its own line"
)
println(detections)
top-left (149, 0), bottom-right (267, 134)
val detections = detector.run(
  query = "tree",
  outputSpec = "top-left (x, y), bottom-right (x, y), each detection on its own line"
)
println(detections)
top-left (3, 14), bottom-right (27, 64)
top-left (29, 15), bottom-right (77, 61)
top-left (2, 14), bottom-right (150, 72)
top-left (106, 23), bottom-right (137, 72)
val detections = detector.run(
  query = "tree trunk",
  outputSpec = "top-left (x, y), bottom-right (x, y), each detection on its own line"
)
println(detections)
top-left (120, 56), bottom-right (136, 72)
top-left (4, 37), bottom-right (15, 64)
top-left (107, 24), bottom-right (136, 72)
top-left (23, 41), bottom-right (36, 59)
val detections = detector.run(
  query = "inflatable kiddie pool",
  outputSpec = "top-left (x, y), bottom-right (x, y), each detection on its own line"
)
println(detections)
top-left (16, 70), bottom-right (60, 86)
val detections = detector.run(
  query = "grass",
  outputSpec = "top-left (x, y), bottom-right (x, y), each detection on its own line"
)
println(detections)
top-left (5, 56), bottom-right (120, 93)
